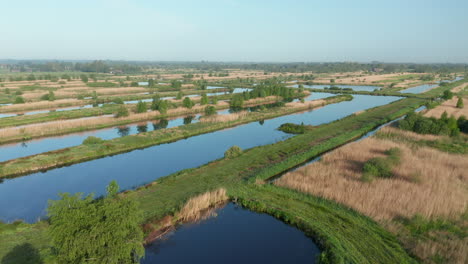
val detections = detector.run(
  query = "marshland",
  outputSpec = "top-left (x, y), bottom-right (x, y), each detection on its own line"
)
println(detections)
top-left (0, 60), bottom-right (466, 264)
top-left (1, 2), bottom-right (468, 262)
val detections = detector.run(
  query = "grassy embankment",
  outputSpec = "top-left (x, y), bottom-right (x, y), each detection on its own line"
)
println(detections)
top-left (0, 95), bottom-right (351, 179)
top-left (0, 97), bottom-right (424, 264)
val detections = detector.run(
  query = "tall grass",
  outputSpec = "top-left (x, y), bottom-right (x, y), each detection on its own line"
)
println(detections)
top-left (177, 188), bottom-right (228, 222)
top-left (276, 136), bottom-right (467, 221)
top-left (424, 97), bottom-right (467, 119)
top-left (0, 99), bottom-right (81, 113)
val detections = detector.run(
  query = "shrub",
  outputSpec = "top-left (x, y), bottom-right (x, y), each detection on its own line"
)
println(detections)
top-left (224, 145), bottom-right (242, 159)
top-left (183, 97), bottom-right (195, 109)
top-left (83, 136), bottom-right (104, 145)
top-left (278, 123), bottom-right (306, 134)
top-left (136, 101), bottom-right (147, 113)
top-left (211, 96), bottom-right (218, 105)
top-left (15, 90), bottom-right (23, 95)
top-left (384, 147), bottom-right (401, 165)
top-left (114, 106), bottom-right (129, 118)
top-left (112, 98), bottom-right (124, 104)
top-left (201, 93), bottom-right (209, 105)
top-left (14, 96), bottom-right (25, 104)
top-left (442, 90), bottom-right (453, 100)
top-left (362, 157), bottom-right (393, 179)
top-left (204, 106), bottom-right (217, 116)
top-left (456, 97), bottom-right (464, 109)
top-left (40, 91), bottom-right (56, 101)
top-left (176, 91), bottom-right (183, 100)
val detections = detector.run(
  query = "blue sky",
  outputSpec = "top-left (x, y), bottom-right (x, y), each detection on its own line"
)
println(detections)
top-left (0, 0), bottom-right (467, 62)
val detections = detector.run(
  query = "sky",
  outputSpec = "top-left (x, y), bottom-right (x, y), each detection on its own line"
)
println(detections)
top-left (0, 0), bottom-right (467, 63)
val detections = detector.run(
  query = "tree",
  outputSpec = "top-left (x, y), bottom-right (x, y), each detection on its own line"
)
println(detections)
top-left (48, 181), bottom-right (144, 264)
top-left (158, 100), bottom-right (168, 114)
top-left (200, 93), bottom-right (209, 105)
top-left (80, 74), bottom-right (89, 83)
top-left (115, 106), bottom-right (129, 118)
top-left (41, 91), bottom-right (56, 101)
top-left (442, 90), bottom-right (453, 100)
top-left (456, 97), bottom-right (464, 108)
top-left (183, 97), bottom-right (194, 109)
top-left (92, 91), bottom-right (98, 100)
top-left (171, 80), bottom-right (182, 89)
top-left (14, 96), bottom-right (25, 104)
top-left (176, 91), bottom-right (183, 100)
top-left (136, 101), bottom-right (147, 113)
top-left (224, 145), bottom-right (242, 159)
top-left (204, 105), bottom-right (217, 116)
top-left (211, 96), bottom-right (218, 105)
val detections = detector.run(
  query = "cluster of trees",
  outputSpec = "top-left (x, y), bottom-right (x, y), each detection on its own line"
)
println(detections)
top-left (399, 112), bottom-right (467, 136)
top-left (2, 60), bottom-right (466, 74)
top-left (151, 96), bottom-right (169, 114)
top-left (229, 84), bottom-right (297, 109)
top-left (48, 181), bottom-right (144, 263)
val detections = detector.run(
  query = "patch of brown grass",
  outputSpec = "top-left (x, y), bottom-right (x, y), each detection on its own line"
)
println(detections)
top-left (201, 111), bottom-right (249, 123)
top-left (177, 188), bottom-right (228, 222)
top-left (424, 97), bottom-right (468, 119)
top-left (0, 99), bottom-right (82, 113)
top-left (276, 137), bottom-right (468, 221)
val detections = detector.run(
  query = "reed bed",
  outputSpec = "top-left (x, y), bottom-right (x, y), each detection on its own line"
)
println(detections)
top-left (0, 99), bottom-right (82, 113)
top-left (201, 111), bottom-right (249, 123)
top-left (177, 188), bottom-right (228, 222)
top-left (276, 137), bottom-right (468, 221)
top-left (424, 97), bottom-right (468, 119)
top-left (285, 99), bottom-right (326, 109)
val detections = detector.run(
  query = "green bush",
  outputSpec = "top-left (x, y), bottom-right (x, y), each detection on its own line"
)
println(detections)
top-left (224, 145), bottom-right (243, 159)
top-left (278, 123), bottom-right (306, 134)
top-left (14, 96), bottom-right (25, 104)
top-left (112, 98), bottom-right (124, 104)
top-left (204, 105), bottom-right (217, 116)
top-left (201, 93), bottom-right (209, 105)
top-left (362, 157), bottom-right (393, 179)
top-left (83, 136), bottom-right (104, 145)
top-left (442, 90), bottom-right (453, 100)
top-left (456, 97), bottom-right (464, 109)
top-left (114, 106), bottom-right (129, 118)
top-left (136, 101), bottom-right (147, 113)
top-left (362, 147), bottom-right (402, 181)
top-left (183, 97), bottom-right (195, 109)
top-left (40, 91), bottom-right (56, 101)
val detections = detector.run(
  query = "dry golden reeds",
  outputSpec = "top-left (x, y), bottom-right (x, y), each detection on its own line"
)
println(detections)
top-left (177, 188), bottom-right (228, 222)
top-left (275, 137), bottom-right (468, 221)
top-left (0, 99), bottom-right (82, 113)
top-left (424, 97), bottom-right (468, 119)
top-left (201, 111), bottom-right (249, 123)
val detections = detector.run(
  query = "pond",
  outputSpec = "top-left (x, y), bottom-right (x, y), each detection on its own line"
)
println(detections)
top-left (142, 203), bottom-right (319, 264)
top-left (0, 94), bottom-right (402, 222)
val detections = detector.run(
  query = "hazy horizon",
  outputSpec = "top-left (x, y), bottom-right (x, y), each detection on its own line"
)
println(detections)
top-left (2, 0), bottom-right (467, 63)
